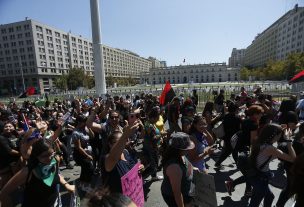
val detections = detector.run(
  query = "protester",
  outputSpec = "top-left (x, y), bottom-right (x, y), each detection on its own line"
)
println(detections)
top-left (188, 116), bottom-right (214, 173)
top-left (276, 122), bottom-right (304, 207)
top-left (289, 153), bottom-right (304, 207)
top-left (72, 114), bottom-right (95, 192)
top-left (248, 124), bottom-right (296, 207)
top-left (215, 102), bottom-right (241, 168)
top-left (161, 132), bottom-right (195, 207)
top-left (0, 138), bottom-right (74, 207)
top-left (167, 97), bottom-right (181, 132)
top-left (101, 121), bottom-right (143, 193)
top-left (143, 108), bottom-right (164, 181)
top-left (0, 122), bottom-right (21, 189)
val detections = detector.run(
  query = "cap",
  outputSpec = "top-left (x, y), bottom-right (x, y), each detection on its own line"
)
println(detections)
top-left (168, 132), bottom-right (195, 150)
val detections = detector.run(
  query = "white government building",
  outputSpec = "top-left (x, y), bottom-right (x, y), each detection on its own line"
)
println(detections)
top-left (0, 18), bottom-right (154, 94)
top-left (140, 63), bottom-right (240, 85)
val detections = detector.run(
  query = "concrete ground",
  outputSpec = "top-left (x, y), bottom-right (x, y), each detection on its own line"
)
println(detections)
top-left (57, 148), bottom-right (294, 207)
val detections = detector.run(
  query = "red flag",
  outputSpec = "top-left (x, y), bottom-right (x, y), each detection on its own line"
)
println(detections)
top-left (159, 81), bottom-right (176, 105)
top-left (27, 87), bottom-right (35, 95)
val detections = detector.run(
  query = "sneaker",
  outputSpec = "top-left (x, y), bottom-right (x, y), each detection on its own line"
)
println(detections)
top-left (151, 175), bottom-right (164, 181)
top-left (225, 180), bottom-right (234, 196)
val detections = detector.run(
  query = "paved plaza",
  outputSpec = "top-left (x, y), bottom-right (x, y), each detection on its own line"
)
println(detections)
top-left (56, 147), bottom-right (295, 207)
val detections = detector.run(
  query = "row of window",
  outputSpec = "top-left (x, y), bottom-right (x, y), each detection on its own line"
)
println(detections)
top-left (1, 24), bottom-right (30, 34)
top-left (2, 32), bottom-right (31, 41)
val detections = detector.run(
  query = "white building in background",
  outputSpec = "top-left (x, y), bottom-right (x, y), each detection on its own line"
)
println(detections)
top-left (244, 5), bottom-right (304, 68)
top-left (0, 18), bottom-right (153, 94)
top-left (229, 48), bottom-right (246, 67)
top-left (140, 63), bottom-right (240, 85)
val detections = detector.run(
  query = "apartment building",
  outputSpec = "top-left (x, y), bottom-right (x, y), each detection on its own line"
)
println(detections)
top-left (0, 19), bottom-right (152, 94)
top-left (244, 5), bottom-right (304, 68)
top-left (140, 63), bottom-right (240, 84)
top-left (228, 48), bottom-right (246, 67)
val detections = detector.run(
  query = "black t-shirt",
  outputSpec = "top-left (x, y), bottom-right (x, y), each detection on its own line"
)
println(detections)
top-left (167, 104), bottom-right (179, 122)
top-left (239, 119), bottom-right (258, 148)
top-left (101, 150), bottom-right (137, 193)
top-left (0, 135), bottom-right (20, 170)
top-left (223, 113), bottom-right (241, 141)
top-left (215, 94), bottom-right (224, 105)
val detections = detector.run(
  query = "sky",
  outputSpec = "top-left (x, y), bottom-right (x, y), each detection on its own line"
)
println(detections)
top-left (1, 0), bottom-right (304, 66)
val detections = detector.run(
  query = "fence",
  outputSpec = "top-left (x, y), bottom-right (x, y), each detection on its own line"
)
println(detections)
top-left (0, 82), bottom-right (295, 109)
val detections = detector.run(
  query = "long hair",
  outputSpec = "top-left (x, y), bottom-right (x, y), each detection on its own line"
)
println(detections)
top-left (202, 101), bottom-right (214, 116)
top-left (161, 145), bottom-right (183, 167)
top-left (250, 124), bottom-right (283, 167)
top-left (27, 138), bottom-right (53, 170)
top-left (189, 115), bottom-right (205, 135)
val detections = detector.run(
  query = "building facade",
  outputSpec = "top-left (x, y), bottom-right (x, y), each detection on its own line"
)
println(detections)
top-left (140, 63), bottom-right (240, 85)
top-left (228, 48), bottom-right (246, 67)
top-left (244, 5), bottom-right (304, 68)
top-left (0, 19), bottom-right (152, 94)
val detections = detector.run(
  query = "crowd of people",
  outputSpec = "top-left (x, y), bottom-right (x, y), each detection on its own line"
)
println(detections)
top-left (0, 86), bottom-right (303, 207)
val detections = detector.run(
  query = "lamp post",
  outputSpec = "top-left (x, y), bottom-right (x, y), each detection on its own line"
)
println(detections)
top-left (90, 0), bottom-right (106, 96)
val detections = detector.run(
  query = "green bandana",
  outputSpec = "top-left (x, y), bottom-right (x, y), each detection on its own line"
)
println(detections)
top-left (34, 158), bottom-right (57, 187)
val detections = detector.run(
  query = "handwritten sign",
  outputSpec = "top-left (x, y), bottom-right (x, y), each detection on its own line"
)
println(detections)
top-left (121, 163), bottom-right (144, 207)
top-left (191, 171), bottom-right (217, 207)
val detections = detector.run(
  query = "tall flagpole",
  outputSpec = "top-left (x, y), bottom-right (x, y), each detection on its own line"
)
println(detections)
top-left (19, 57), bottom-right (26, 91)
top-left (90, 0), bottom-right (106, 96)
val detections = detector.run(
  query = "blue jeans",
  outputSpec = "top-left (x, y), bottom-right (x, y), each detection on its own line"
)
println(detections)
top-left (248, 173), bottom-right (274, 207)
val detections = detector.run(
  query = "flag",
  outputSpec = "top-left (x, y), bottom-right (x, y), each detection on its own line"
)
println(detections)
top-left (35, 94), bottom-right (46, 107)
top-left (27, 87), bottom-right (35, 95)
top-left (18, 86), bottom-right (36, 98)
top-left (159, 81), bottom-right (176, 105)
top-left (22, 113), bottom-right (29, 132)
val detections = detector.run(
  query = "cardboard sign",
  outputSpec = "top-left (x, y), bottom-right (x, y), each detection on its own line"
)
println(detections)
top-left (191, 171), bottom-right (217, 207)
top-left (121, 163), bottom-right (144, 207)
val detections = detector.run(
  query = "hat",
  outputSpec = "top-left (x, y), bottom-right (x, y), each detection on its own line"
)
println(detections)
top-left (168, 132), bottom-right (195, 150)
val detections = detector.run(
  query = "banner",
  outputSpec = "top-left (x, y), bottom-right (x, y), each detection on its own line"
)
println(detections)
top-left (191, 171), bottom-right (217, 207)
top-left (121, 163), bottom-right (144, 207)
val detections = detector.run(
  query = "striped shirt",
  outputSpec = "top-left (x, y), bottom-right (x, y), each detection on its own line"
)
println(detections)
top-left (256, 144), bottom-right (274, 172)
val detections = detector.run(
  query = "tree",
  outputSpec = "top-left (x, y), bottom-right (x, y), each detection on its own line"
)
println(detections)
top-left (66, 68), bottom-right (86, 90)
top-left (240, 67), bottom-right (250, 80)
top-left (84, 75), bottom-right (95, 89)
top-left (106, 75), bottom-right (115, 87)
top-left (240, 52), bottom-right (304, 81)
top-left (54, 75), bottom-right (68, 91)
